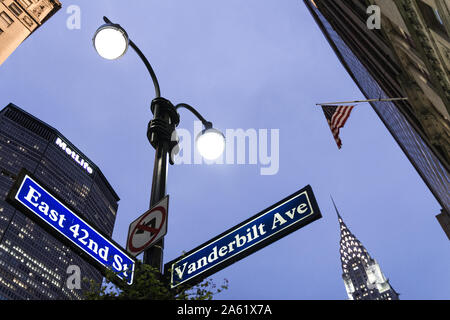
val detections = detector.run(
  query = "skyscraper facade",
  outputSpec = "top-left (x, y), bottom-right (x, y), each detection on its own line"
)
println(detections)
top-left (334, 200), bottom-right (399, 300)
top-left (0, 0), bottom-right (61, 65)
top-left (304, 0), bottom-right (450, 239)
top-left (0, 103), bottom-right (120, 299)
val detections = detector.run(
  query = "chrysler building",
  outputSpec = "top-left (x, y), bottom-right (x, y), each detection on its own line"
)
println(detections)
top-left (333, 199), bottom-right (399, 300)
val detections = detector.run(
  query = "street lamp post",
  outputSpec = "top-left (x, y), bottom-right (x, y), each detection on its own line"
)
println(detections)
top-left (93, 17), bottom-right (225, 272)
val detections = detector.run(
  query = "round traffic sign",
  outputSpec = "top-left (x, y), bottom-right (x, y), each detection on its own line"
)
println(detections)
top-left (127, 197), bottom-right (168, 255)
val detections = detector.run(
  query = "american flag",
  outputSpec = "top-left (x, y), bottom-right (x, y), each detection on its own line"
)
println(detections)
top-left (321, 105), bottom-right (354, 149)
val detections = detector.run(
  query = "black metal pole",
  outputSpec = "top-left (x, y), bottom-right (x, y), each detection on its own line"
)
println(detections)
top-left (129, 39), bottom-right (161, 99)
top-left (103, 16), bottom-right (161, 99)
top-left (144, 98), bottom-right (179, 271)
top-left (142, 144), bottom-right (168, 269)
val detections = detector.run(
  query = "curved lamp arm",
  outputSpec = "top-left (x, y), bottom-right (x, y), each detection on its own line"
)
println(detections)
top-left (103, 16), bottom-right (161, 98)
top-left (175, 103), bottom-right (213, 129)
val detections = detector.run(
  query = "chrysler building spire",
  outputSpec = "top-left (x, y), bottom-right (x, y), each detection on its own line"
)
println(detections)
top-left (332, 197), bottom-right (399, 300)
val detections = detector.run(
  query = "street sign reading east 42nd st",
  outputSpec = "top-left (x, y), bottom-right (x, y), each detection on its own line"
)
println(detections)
top-left (7, 169), bottom-right (135, 285)
top-left (164, 184), bottom-right (322, 289)
top-left (126, 196), bottom-right (169, 257)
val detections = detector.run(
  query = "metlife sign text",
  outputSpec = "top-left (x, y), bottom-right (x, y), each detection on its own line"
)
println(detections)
top-left (165, 185), bottom-right (321, 288)
top-left (7, 170), bottom-right (135, 285)
top-left (55, 137), bottom-right (94, 175)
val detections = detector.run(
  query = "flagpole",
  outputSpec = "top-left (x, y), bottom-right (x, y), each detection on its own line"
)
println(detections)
top-left (316, 97), bottom-right (408, 106)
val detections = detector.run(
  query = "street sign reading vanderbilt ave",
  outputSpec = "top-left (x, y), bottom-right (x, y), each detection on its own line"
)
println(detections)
top-left (164, 185), bottom-right (322, 288)
top-left (7, 170), bottom-right (135, 285)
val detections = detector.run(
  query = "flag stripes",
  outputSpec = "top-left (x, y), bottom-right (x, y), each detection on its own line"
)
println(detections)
top-left (321, 105), bottom-right (354, 149)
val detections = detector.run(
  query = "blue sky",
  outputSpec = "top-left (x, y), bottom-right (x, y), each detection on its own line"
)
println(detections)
top-left (0, 0), bottom-right (448, 299)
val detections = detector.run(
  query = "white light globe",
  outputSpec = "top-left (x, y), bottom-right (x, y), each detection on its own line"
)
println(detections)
top-left (93, 25), bottom-right (129, 60)
top-left (196, 128), bottom-right (225, 160)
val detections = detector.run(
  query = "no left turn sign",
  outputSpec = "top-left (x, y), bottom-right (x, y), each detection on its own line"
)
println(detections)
top-left (126, 196), bottom-right (169, 257)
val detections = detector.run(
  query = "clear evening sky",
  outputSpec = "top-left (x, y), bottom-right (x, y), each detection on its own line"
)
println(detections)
top-left (0, 0), bottom-right (448, 299)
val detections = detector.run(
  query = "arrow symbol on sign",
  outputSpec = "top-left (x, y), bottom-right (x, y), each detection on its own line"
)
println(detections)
top-left (136, 218), bottom-right (157, 235)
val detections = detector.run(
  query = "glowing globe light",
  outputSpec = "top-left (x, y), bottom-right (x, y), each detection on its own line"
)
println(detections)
top-left (93, 24), bottom-right (129, 60)
top-left (196, 128), bottom-right (225, 160)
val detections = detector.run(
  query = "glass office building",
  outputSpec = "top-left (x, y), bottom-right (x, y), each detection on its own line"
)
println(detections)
top-left (0, 103), bottom-right (120, 299)
top-left (304, 0), bottom-right (450, 237)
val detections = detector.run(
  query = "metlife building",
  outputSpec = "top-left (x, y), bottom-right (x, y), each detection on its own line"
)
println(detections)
top-left (0, 103), bottom-right (120, 299)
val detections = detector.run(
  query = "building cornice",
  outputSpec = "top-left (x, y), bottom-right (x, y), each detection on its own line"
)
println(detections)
top-left (396, 0), bottom-right (450, 111)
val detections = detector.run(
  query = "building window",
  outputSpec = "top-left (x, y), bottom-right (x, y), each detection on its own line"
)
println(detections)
top-left (20, 0), bottom-right (34, 8)
top-left (417, 1), bottom-right (448, 37)
top-left (8, 3), bottom-right (23, 17)
top-left (22, 16), bottom-right (33, 27)
top-left (432, 8), bottom-right (444, 25)
top-left (0, 12), bottom-right (14, 27)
